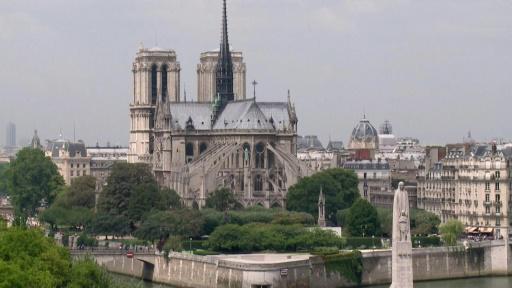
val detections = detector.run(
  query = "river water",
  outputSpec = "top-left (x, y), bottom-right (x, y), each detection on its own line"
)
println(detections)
top-left (113, 274), bottom-right (512, 288)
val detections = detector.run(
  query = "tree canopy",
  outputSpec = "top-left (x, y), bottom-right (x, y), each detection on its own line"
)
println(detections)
top-left (205, 187), bottom-right (240, 212)
top-left (5, 148), bottom-right (64, 221)
top-left (134, 209), bottom-right (204, 242)
top-left (0, 163), bottom-right (9, 197)
top-left (0, 226), bottom-right (135, 288)
top-left (286, 168), bottom-right (359, 223)
top-left (95, 163), bottom-right (181, 235)
top-left (439, 219), bottom-right (464, 246)
top-left (345, 198), bottom-right (380, 237)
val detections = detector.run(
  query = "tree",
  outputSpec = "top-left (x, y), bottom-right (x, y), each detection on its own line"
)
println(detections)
top-left (67, 176), bottom-right (97, 209)
top-left (0, 163), bottom-right (9, 196)
top-left (6, 148), bottom-right (64, 221)
top-left (345, 199), bottom-right (380, 237)
top-left (439, 219), bottom-right (464, 246)
top-left (134, 209), bottom-right (204, 242)
top-left (158, 187), bottom-right (182, 210)
top-left (127, 182), bottom-right (161, 223)
top-left (376, 208), bottom-right (393, 237)
top-left (0, 226), bottom-right (133, 287)
top-left (98, 163), bottom-right (155, 218)
top-left (205, 187), bottom-right (239, 212)
top-left (287, 168), bottom-right (359, 223)
top-left (410, 209), bottom-right (441, 235)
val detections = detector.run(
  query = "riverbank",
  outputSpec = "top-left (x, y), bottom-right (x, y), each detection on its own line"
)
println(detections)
top-left (77, 240), bottom-right (511, 288)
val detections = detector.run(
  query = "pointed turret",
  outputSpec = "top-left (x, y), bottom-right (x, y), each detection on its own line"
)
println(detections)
top-left (215, 0), bottom-right (234, 108)
top-left (318, 187), bottom-right (326, 227)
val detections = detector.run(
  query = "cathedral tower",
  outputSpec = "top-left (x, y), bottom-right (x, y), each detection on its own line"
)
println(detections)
top-left (129, 46), bottom-right (181, 163)
top-left (197, 50), bottom-right (246, 102)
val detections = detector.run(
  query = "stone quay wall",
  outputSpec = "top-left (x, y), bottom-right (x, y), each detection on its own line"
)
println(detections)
top-left (361, 241), bottom-right (512, 286)
top-left (75, 241), bottom-right (511, 288)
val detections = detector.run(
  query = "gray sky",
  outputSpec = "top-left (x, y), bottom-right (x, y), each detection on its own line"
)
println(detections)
top-left (1, 0), bottom-right (511, 147)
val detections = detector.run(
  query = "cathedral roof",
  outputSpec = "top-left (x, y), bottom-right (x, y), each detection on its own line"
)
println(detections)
top-left (213, 100), bottom-right (274, 130)
top-left (169, 103), bottom-right (212, 130)
top-left (166, 99), bottom-right (290, 132)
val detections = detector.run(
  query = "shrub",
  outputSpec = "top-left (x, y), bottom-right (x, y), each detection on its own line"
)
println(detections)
top-left (344, 237), bottom-right (381, 249)
top-left (412, 236), bottom-right (441, 247)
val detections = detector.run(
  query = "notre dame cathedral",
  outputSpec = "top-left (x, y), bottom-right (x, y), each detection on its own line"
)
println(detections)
top-left (128, 0), bottom-right (311, 208)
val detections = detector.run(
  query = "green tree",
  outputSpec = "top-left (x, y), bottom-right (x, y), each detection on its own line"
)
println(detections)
top-left (6, 148), bottom-right (64, 222)
top-left (411, 209), bottom-right (441, 235)
top-left (439, 219), bottom-right (464, 246)
top-left (67, 176), bottom-right (97, 209)
top-left (96, 163), bottom-right (157, 234)
top-left (287, 168), bottom-right (359, 223)
top-left (0, 226), bottom-right (130, 288)
top-left (0, 163), bottom-right (9, 196)
top-left (376, 208), bottom-right (393, 237)
top-left (134, 209), bottom-right (204, 242)
top-left (205, 187), bottom-right (240, 212)
top-left (158, 187), bottom-right (182, 210)
top-left (127, 182), bottom-right (161, 222)
top-left (345, 199), bottom-right (380, 237)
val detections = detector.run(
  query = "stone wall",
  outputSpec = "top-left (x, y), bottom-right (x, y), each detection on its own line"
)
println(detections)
top-left (82, 241), bottom-right (512, 288)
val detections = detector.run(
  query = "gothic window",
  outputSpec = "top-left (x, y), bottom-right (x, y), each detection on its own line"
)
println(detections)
top-left (267, 150), bottom-right (275, 168)
top-left (255, 142), bottom-right (265, 168)
top-left (149, 135), bottom-right (154, 154)
top-left (151, 64), bottom-right (158, 105)
top-left (161, 64), bottom-right (168, 102)
top-left (185, 143), bottom-right (194, 163)
top-left (199, 142), bottom-right (208, 154)
top-left (254, 174), bottom-right (263, 191)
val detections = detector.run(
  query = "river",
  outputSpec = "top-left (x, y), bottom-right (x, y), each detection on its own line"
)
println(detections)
top-left (112, 274), bottom-right (512, 288)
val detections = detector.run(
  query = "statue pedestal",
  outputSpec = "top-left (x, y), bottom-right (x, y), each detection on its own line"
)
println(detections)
top-left (391, 241), bottom-right (413, 288)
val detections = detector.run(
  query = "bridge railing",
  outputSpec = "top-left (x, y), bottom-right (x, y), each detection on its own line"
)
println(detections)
top-left (69, 247), bottom-right (157, 256)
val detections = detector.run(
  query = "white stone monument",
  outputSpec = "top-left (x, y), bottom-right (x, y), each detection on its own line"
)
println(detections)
top-left (390, 182), bottom-right (413, 288)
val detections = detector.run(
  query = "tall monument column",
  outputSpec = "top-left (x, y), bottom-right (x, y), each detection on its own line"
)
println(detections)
top-left (391, 182), bottom-right (413, 288)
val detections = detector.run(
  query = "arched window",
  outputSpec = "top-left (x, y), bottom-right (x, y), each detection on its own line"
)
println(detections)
top-left (199, 142), bottom-right (208, 154)
top-left (255, 142), bottom-right (265, 168)
top-left (254, 174), bottom-right (263, 191)
top-left (151, 64), bottom-right (158, 105)
top-left (161, 64), bottom-right (168, 102)
top-left (185, 143), bottom-right (194, 163)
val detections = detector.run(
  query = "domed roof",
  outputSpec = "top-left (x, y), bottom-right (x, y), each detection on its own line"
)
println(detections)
top-left (348, 117), bottom-right (379, 150)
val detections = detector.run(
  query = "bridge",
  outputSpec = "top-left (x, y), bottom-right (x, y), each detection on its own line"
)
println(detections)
top-left (70, 248), bottom-right (159, 281)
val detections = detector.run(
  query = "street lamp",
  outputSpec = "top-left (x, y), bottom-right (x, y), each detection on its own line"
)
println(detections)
top-left (189, 237), bottom-right (192, 253)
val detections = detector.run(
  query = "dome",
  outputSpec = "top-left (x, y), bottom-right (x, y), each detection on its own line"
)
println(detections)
top-left (348, 117), bottom-right (379, 150)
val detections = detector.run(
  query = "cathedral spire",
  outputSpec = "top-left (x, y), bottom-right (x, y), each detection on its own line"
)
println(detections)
top-left (215, 0), bottom-right (234, 105)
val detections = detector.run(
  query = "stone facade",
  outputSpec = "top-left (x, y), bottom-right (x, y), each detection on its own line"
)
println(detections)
top-left (129, 47), bottom-right (181, 164)
top-left (45, 138), bottom-right (91, 185)
top-left (197, 50), bottom-right (246, 102)
top-left (87, 146), bottom-right (128, 191)
top-left (417, 144), bottom-right (512, 239)
top-left (343, 159), bottom-right (393, 208)
top-left (141, 1), bottom-right (310, 208)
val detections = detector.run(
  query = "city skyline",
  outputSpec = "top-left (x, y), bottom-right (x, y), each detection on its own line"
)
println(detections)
top-left (1, 0), bottom-right (511, 146)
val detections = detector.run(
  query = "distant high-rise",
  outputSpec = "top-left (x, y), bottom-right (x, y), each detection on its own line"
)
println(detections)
top-left (5, 122), bottom-right (16, 148)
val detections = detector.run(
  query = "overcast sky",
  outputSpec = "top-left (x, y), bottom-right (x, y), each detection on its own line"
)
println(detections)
top-left (1, 0), bottom-right (511, 147)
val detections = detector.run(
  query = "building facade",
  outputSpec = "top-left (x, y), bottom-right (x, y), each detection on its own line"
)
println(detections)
top-left (135, 0), bottom-right (311, 208)
top-left (417, 144), bottom-right (512, 239)
top-left (45, 137), bottom-right (91, 185)
top-left (343, 159), bottom-right (393, 208)
top-left (87, 146), bottom-right (128, 191)
top-left (197, 50), bottom-right (246, 102)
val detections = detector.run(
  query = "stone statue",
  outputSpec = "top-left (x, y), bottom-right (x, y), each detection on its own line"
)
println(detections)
top-left (243, 147), bottom-right (250, 162)
top-left (390, 182), bottom-right (413, 288)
